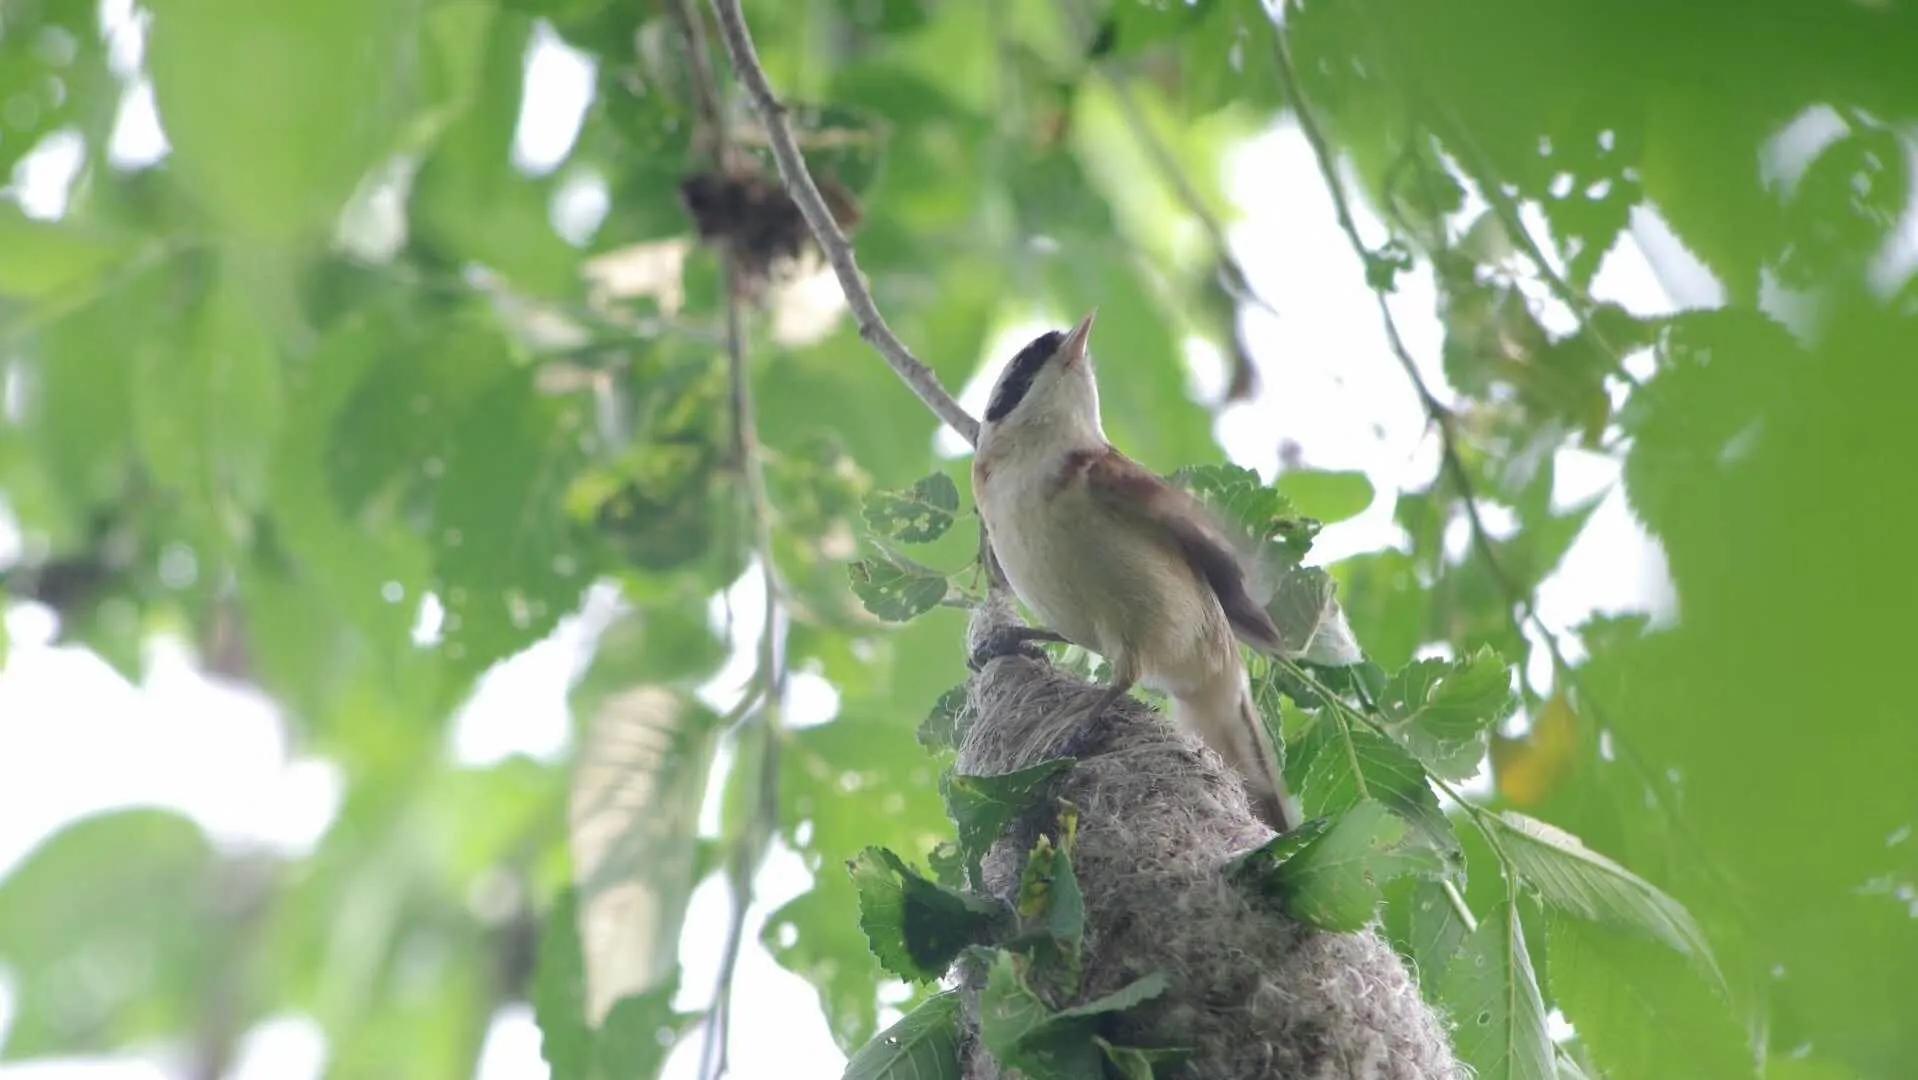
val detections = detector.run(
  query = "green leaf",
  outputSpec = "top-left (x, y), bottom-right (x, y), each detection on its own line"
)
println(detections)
top-left (1013, 806), bottom-right (1086, 991)
top-left (0, 209), bottom-right (131, 300)
top-left (1381, 648), bottom-right (1516, 780)
top-left (432, 370), bottom-right (595, 675)
top-left (919, 684), bottom-right (969, 752)
top-left (1268, 567), bottom-right (1363, 666)
top-left (976, 949), bottom-right (1170, 1080)
top-left (863, 472), bottom-right (960, 543)
top-left (848, 547), bottom-right (950, 622)
top-left (533, 889), bottom-right (595, 1079)
top-left (595, 982), bottom-right (689, 1080)
top-left (1295, 717), bottom-right (1461, 867)
top-left (1095, 1038), bottom-right (1188, 1080)
top-left (849, 847), bottom-right (1002, 983)
top-left (0, 811), bottom-right (222, 1058)
top-left (1231, 800), bottom-right (1443, 931)
top-left (1490, 812), bottom-right (1718, 974)
top-left (1407, 880), bottom-right (1472, 992)
top-left (1172, 463), bottom-right (1318, 561)
top-left (1438, 900), bottom-right (1554, 1080)
top-left (149, 0), bottom-right (411, 241)
top-left (944, 758), bottom-right (1075, 886)
top-left (1275, 469), bottom-right (1376, 524)
top-left (1546, 919), bottom-right (1751, 1080)
top-left (841, 990), bottom-right (963, 1080)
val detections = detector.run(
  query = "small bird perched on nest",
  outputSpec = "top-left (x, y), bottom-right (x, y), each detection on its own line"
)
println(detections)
top-left (970, 313), bottom-right (1299, 832)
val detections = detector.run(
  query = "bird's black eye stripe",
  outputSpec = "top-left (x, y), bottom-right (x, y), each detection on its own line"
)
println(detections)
top-left (986, 331), bottom-right (1063, 422)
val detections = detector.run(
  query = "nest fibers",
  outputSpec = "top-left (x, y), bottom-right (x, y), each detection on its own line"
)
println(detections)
top-left (954, 607), bottom-right (1459, 1078)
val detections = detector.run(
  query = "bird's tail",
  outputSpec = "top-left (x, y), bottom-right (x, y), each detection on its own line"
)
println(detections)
top-left (1173, 673), bottom-right (1298, 833)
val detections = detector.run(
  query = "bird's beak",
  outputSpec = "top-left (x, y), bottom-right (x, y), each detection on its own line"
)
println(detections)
top-left (1059, 310), bottom-right (1097, 368)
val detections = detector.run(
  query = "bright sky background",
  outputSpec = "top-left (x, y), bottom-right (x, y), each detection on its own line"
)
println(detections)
top-left (0, 5), bottom-right (1813, 1078)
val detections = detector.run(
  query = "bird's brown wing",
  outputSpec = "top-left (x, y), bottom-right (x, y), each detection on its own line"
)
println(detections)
top-left (1076, 447), bottom-right (1285, 654)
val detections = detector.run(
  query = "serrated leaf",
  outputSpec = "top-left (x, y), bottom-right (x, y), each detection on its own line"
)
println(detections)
top-left (1491, 812), bottom-right (1718, 974)
top-left (1439, 900), bottom-right (1554, 1080)
top-left (1382, 648), bottom-right (1516, 779)
top-left (863, 472), bottom-right (960, 543)
top-left (1268, 567), bottom-right (1364, 666)
top-left (841, 990), bottom-right (963, 1080)
top-left (944, 758), bottom-right (1075, 887)
top-left (1172, 462), bottom-right (1319, 565)
top-left (977, 950), bottom-right (1169, 1080)
top-left (919, 684), bottom-right (968, 752)
top-left (1297, 718), bottom-right (1460, 867)
top-left (849, 847), bottom-right (1002, 983)
top-left (848, 548), bottom-right (950, 622)
top-left (1232, 801), bottom-right (1443, 931)
top-left (1275, 469), bottom-right (1375, 524)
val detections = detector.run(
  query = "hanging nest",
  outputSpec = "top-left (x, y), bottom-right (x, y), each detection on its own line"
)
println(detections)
top-left (678, 166), bottom-right (862, 291)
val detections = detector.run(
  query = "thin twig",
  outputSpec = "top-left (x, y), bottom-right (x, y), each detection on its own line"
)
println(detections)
top-left (670, 4), bottom-right (788, 1076)
top-left (1420, 106), bottom-right (1634, 380)
top-left (664, 0), bottom-right (731, 171)
top-left (1265, 21), bottom-right (1749, 916)
top-left (706, 0), bottom-right (980, 445)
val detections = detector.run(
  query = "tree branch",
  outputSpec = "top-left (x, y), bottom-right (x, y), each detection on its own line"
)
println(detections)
top-left (1265, 20), bottom-right (1749, 917)
top-left (705, 0), bottom-right (980, 446)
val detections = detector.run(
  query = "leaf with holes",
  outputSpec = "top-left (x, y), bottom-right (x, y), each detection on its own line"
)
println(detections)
top-left (849, 847), bottom-right (1002, 983)
top-left (863, 472), bottom-right (960, 543)
top-left (1439, 900), bottom-right (1554, 1080)
top-left (1294, 716), bottom-right (1460, 867)
top-left (1268, 567), bottom-right (1364, 666)
top-left (919, 684), bottom-right (968, 752)
top-left (848, 548), bottom-right (950, 622)
top-left (841, 989), bottom-right (963, 1080)
top-left (1381, 648), bottom-right (1516, 780)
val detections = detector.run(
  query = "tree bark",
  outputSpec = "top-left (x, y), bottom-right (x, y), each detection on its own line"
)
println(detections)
top-left (955, 594), bottom-right (1459, 1079)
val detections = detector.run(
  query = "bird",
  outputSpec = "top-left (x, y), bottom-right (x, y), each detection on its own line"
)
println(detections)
top-left (971, 312), bottom-right (1298, 832)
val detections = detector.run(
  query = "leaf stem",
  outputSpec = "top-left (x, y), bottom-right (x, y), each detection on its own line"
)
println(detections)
top-left (705, 0), bottom-right (980, 445)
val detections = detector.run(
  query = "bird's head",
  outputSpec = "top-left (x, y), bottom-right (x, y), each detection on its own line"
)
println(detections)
top-left (979, 311), bottom-right (1104, 453)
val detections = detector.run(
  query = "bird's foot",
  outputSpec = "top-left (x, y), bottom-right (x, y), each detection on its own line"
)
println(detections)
top-left (968, 625), bottom-right (1069, 672)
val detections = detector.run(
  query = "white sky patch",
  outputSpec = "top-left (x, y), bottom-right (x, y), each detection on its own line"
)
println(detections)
top-left (473, 1004), bottom-right (545, 1080)
top-left (107, 79), bottom-right (169, 169)
top-left (450, 582), bottom-right (623, 767)
top-left (1216, 120), bottom-right (1442, 559)
top-left (782, 668), bottom-right (842, 730)
top-left (551, 168), bottom-right (611, 247)
top-left (8, 130), bottom-right (86, 220)
top-left (98, 0), bottom-right (148, 77)
top-left (228, 1015), bottom-right (327, 1080)
top-left (663, 843), bottom-right (844, 1079)
top-left (511, 21), bottom-right (596, 177)
top-left (335, 154), bottom-right (415, 263)
top-left (1629, 204), bottom-right (1727, 309)
top-left (697, 563), bottom-right (772, 716)
top-left (1866, 126), bottom-right (1918, 297)
top-left (0, 635), bottom-right (343, 878)
top-left (1760, 104), bottom-right (1848, 199)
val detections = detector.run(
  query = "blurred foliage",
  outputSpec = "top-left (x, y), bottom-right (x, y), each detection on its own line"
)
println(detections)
top-left (0, 0), bottom-right (1914, 1078)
